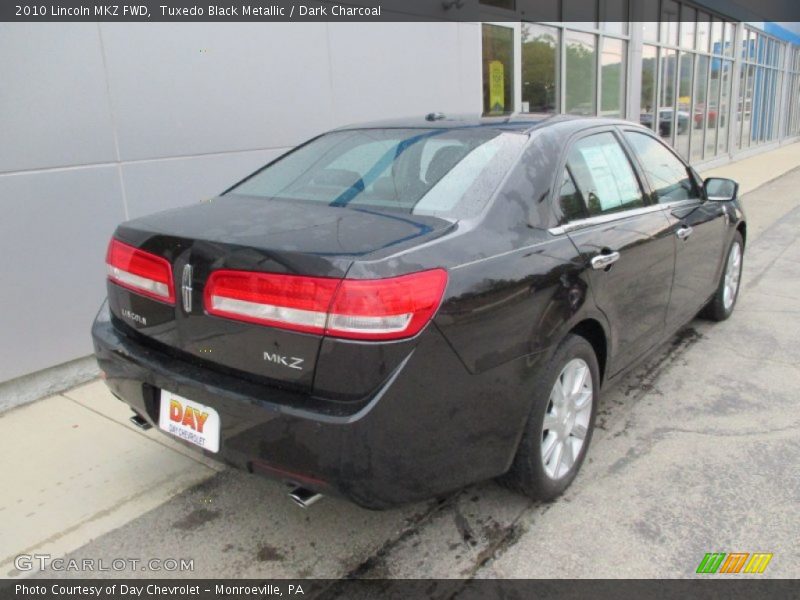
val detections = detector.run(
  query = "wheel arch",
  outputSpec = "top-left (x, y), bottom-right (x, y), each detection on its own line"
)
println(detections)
top-left (569, 319), bottom-right (608, 385)
top-left (736, 220), bottom-right (747, 247)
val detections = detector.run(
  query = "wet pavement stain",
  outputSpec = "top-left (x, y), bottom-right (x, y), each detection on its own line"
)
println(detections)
top-left (256, 544), bottom-right (285, 562)
top-left (172, 508), bottom-right (220, 531)
top-left (453, 506), bottom-right (477, 547)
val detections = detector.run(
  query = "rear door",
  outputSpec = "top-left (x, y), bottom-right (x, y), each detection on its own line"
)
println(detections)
top-left (555, 129), bottom-right (676, 376)
top-left (622, 130), bottom-right (727, 329)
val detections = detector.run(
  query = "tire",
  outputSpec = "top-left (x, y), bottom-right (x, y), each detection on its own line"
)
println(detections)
top-left (499, 334), bottom-right (599, 501)
top-left (701, 231), bottom-right (744, 322)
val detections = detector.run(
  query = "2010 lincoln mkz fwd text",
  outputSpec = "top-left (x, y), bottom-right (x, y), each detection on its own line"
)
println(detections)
top-left (92, 114), bottom-right (746, 509)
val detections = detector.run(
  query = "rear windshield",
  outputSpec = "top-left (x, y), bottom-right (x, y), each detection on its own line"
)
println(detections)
top-left (228, 128), bottom-right (526, 218)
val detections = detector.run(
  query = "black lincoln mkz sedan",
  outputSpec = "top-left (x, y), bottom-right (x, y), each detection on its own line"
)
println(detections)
top-left (93, 114), bottom-right (745, 509)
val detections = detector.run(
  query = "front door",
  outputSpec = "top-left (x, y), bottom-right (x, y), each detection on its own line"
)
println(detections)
top-left (622, 130), bottom-right (727, 328)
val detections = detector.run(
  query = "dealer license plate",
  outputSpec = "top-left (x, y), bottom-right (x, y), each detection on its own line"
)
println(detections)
top-left (158, 390), bottom-right (220, 453)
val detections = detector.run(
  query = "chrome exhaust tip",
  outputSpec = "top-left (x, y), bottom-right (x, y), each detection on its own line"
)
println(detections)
top-left (129, 413), bottom-right (152, 430)
top-left (288, 486), bottom-right (323, 508)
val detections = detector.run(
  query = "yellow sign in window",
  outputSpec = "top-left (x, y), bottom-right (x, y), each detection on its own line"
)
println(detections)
top-left (489, 60), bottom-right (505, 114)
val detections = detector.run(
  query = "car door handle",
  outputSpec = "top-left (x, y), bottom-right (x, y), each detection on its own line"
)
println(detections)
top-left (676, 225), bottom-right (694, 240)
top-left (591, 251), bottom-right (621, 271)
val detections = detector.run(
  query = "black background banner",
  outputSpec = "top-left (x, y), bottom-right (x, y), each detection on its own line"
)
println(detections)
top-left (2, 0), bottom-right (800, 22)
top-left (3, 579), bottom-right (800, 600)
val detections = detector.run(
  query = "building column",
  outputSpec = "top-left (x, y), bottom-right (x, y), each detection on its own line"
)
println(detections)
top-left (627, 22), bottom-right (644, 121)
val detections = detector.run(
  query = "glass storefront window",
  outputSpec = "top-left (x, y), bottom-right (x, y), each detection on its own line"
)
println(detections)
top-left (763, 69), bottom-right (776, 141)
top-left (658, 48), bottom-right (677, 144)
top-left (792, 73), bottom-right (800, 135)
top-left (680, 7), bottom-right (696, 49)
top-left (706, 57), bottom-right (721, 156)
top-left (640, 45), bottom-right (658, 131)
top-left (717, 60), bottom-right (732, 154)
top-left (482, 24), bottom-right (515, 115)
top-left (794, 75), bottom-right (800, 135)
top-left (792, 71), bottom-right (800, 135)
top-left (711, 19), bottom-right (723, 55)
top-left (723, 22), bottom-right (735, 58)
top-left (759, 68), bottom-right (769, 142)
top-left (755, 66), bottom-right (767, 142)
top-left (767, 70), bottom-right (778, 141)
top-left (733, 64), bottom-right (747, 150)
top-left (774, 42), bottom-right (783, 68)
top-left (521, 23), bottom-right (559, 113)
top-left (691, 55), bottom-right (709, 161)
top-left (475, 17), bottom-right (797, 162)
top-left (601, 38), bottom-right (626, 117)
top-left (742, 30), bottom-right (750, 61)
top-left (565, 31), bottom-right (597, 115)
top-left (660, 0), bottom-right (679, 47)
top-left (735, 30), bottom-right (785, 149)
top-left (676, 52), bottom-right (693, 159)
top-left (697, 13), bottom-right (710, 53)
top-left (742, 64), bottom-right (756, 147)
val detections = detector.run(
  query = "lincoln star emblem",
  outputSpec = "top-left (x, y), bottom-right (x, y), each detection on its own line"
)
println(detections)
top-left (181, 264), bottom-right (193, 313)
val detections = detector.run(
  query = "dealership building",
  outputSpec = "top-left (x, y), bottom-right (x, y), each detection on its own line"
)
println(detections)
top-left (1, 2), bottom-right (799, 403)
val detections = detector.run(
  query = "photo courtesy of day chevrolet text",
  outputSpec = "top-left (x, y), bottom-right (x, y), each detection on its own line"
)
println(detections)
top-left (14, 583), bottom-right (306, 597)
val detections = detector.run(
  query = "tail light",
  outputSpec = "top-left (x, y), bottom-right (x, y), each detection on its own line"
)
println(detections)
top-left (205, 269), bottom-right (447, 341)
top-left (204, 271), bottom-right (340, 335)
top-left (325, 271), bottom-right (448, 340)
top-left (106, 238), bottom-right (175, 304)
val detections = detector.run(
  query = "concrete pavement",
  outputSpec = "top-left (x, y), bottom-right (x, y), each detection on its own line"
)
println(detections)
top-left (702, 142), bottom-right (800, 195)
top-left (2, 143), bottom-right (799, 581)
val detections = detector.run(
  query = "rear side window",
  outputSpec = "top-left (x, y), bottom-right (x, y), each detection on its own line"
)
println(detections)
top-left (228, 128), bottom-right (526, 218)
top-left (565, 132), bottom-right (645, 218)
top-left (624, 131), bottom-right (700, 203)
top-left (558, 168), bottom-right (588, 222)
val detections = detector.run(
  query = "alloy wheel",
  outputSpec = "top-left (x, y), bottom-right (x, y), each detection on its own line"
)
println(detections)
top-left (541, 358), bottom-right (593, 480)
top-left (723, 242), bottom-right (742, 311)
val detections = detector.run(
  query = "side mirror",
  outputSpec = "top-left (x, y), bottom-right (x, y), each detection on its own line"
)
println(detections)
top-left (704, 177), bottom-right (738, 202)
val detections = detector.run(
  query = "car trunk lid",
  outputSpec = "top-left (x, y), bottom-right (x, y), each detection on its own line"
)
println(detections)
top-left (106, 195), bottom-right (454, 392)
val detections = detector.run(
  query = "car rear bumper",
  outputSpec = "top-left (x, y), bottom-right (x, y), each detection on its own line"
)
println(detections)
top-left (92, 301), bottom-right (542, 509)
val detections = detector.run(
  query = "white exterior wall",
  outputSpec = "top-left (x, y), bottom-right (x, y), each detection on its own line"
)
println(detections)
top-left (0, 22), bottom-right (482, 382)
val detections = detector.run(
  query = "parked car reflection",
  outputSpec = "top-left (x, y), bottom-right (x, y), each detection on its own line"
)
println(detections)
top-left (640, 108), bottom-right (690, 136)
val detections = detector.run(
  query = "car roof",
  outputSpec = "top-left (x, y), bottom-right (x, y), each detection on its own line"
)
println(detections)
top-left (333, 113), bottom-right (641, 135)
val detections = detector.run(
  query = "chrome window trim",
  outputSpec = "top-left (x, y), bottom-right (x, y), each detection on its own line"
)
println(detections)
top-left (548, 198), bottom-right (698, 235)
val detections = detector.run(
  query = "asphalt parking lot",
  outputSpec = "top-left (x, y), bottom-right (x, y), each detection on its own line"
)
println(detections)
top-left (4, 155), bottom-right (799, 583)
